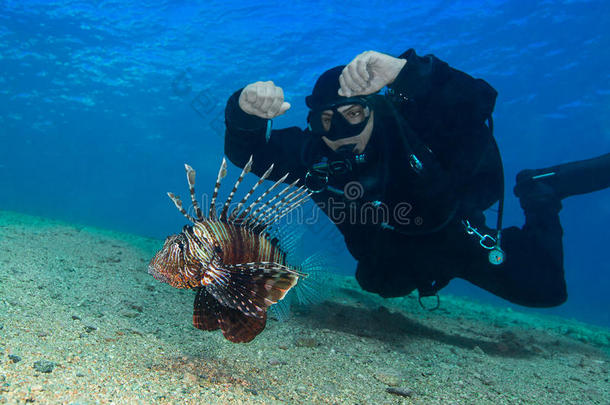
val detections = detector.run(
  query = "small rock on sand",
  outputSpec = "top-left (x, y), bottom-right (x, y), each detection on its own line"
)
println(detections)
top-left (295, 337), bottom-right (318, 348)
top-left (33, 360), bottom-right (56, 373)
top-left (473, 345), bottom-right (485, 355)
top-left (374, 369), bottom-right (401, 386)
top-left (83, 325), bottom-right (97, 333)
top-left (386, 387), bottom-right (414, 397)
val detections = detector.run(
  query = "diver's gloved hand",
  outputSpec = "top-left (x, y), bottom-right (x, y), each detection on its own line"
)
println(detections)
top-left (238, 81), bottom-right (291, 119)
top-left (338, 51), bottom-right (407, 97)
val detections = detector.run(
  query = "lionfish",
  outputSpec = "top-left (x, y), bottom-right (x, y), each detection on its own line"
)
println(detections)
top-left (148, 156), bottom-right (316, 343)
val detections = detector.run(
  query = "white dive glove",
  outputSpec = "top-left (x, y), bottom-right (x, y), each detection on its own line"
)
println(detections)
top-left (338, 51), bottom-right (407, 98)
top-left (238, 80), bottom-right (291, 119)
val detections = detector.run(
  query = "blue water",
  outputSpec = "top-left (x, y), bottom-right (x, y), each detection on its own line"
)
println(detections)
top-left (1, 1), bottom-right (609, 327)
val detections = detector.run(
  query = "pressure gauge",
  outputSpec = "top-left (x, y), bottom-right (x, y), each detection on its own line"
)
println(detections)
top-left (489, 247), bottom-right (505, 265)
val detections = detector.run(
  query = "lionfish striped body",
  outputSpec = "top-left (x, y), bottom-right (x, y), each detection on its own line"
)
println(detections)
top-left (148, 157), bottom-right (311, 343)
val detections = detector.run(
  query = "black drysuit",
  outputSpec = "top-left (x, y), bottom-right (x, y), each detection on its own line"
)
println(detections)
top-left (224, 49), bottom-right (567, 308)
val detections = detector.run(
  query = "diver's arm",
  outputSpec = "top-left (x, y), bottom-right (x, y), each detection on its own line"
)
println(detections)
top-left (390, 49), bottom-right (498, 127)
top-left (224, 89), bottom-right (308, 183)
top-left (390, 49), bottom-right (501, 208)
top-left (337, 49), bottom-right (496, 127)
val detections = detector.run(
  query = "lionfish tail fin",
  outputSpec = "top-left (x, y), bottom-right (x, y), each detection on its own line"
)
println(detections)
top-left (205, 262), bottom-right (304, 320)
top-left (295, 252), bottom-right (334, 305)
top-left (271, 251), bottom-right (333, 321)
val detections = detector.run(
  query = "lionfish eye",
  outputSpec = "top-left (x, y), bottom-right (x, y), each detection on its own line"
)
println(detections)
top-left (214, 243), bottom-right (223, 255)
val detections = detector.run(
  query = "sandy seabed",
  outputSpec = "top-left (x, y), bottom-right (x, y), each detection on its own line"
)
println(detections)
top-left (0, 211), bottom-right (608, 404)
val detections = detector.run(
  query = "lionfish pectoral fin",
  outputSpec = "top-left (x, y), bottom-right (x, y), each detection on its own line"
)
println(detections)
top-left (193, 288), bottom-right (266, 343)
top-left (218, 306), bottom-right (267, 343)
top-left (193, 289), bottom-right (221, 331)
top-left (205, 263), bottom-right (303, 319)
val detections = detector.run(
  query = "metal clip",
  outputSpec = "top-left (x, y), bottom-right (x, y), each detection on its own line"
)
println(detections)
top-left (463, 220), bottom-right (505, 265)
top-left (462, 220), bottom-right (496, 250)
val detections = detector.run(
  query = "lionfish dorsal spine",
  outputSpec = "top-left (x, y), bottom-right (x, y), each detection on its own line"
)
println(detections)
top-left (209, 158), bottom-right (228, 220)
top-left (219, 155), bottom-right (253, 221)
top-left (171, 158), bottom-right (307, 232)
top-left (244, 178), bottom-right (299, 228)
top-left (228, 163), bottom-right (274, 223)
top-left (184, 164), bottom-right (204, 221)
top-left (167, 192), bottom-right (197, 223)
top-left (248, 182), bottom-right (302, 228)
top-left (264, 193), bottom-right (312, 231)
top-left (258, 190), bottom-right (311, 231)
top-left (235, 172), bottom-right (290, 225)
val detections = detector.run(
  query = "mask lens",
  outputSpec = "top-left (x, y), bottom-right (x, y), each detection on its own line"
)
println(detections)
top-left (308, 97), bottom-right (370, 135)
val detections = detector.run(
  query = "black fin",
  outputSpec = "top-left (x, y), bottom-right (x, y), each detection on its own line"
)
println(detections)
top-left (193, 288), bottom-right (267, 343)
top-left (218, 305), bottom-right (267, 343)
top-left (193, 288), bottom-right (221, 331)
top-left (204, 263), bottom-right (302, 318)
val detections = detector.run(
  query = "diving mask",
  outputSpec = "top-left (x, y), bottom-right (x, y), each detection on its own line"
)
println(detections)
top-left (308, 97), bottom-right (372, 141)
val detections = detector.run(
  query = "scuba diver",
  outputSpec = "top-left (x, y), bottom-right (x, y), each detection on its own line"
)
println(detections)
top-left (223, 49), bottom-right (610, 308)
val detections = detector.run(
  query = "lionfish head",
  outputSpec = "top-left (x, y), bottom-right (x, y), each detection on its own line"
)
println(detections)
top-left (148, 224), bottom-right (217, 289)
